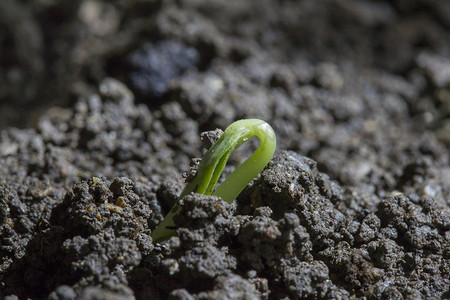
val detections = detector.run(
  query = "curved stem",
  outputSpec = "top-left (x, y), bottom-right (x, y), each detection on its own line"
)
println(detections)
top-left (151, 119), bottom-right (276, 243)
top-left (211, 120), bottom-right (276, 203)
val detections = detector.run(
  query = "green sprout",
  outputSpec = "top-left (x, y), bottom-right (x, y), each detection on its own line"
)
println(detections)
top-left (151, 119), bottom-right (277, 243)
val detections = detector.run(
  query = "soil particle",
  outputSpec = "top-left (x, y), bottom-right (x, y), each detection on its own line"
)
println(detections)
top-left (76, 286), bottom-right (134, 300)
top-left (196, 275), bottom-right (260, 300)
top-left (248, 151), bottom-right (347, 248)
top-left (356, 213), bottom-right (381, 243)
top-left (281, 260), bottom-right (336, 299)
top-left (125, 41), bottom-right (199, 99)
top-left (47, 285), bottom-right (77, 300)
top-left (416, 52), bottom-right (450, 88)
top-left (2, 176), bottom-right (155, 298)
top-left (238, 213), bottom-right (312, 272)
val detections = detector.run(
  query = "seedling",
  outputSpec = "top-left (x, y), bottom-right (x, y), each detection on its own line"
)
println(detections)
top-left (151, 119), bottom-right (276, 243)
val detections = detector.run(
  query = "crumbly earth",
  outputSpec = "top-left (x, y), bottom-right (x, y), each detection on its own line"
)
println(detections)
top-left (0, 1), bottom-right (449, 299)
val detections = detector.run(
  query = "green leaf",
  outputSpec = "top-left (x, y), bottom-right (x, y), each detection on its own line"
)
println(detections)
top-left (151, 119), bottom-right (276, 243)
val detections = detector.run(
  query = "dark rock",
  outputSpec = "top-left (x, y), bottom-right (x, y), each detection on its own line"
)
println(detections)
top-left (127, 41), bottom-right (199, 99)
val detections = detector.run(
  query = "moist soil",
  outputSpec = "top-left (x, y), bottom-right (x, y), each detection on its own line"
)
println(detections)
top-left (1, 1), bottom-right (449, 299)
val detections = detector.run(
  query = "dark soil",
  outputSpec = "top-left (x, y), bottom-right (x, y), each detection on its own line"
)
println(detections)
top-left (1, 1), bottom-right (449, 299)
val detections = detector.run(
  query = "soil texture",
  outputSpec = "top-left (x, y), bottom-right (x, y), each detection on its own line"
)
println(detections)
top-left (0, 1), bottom-right (449, 299)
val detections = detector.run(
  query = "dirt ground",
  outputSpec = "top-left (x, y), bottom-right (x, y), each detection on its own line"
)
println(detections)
top-left (0, 0), bottom-right (449, 299)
